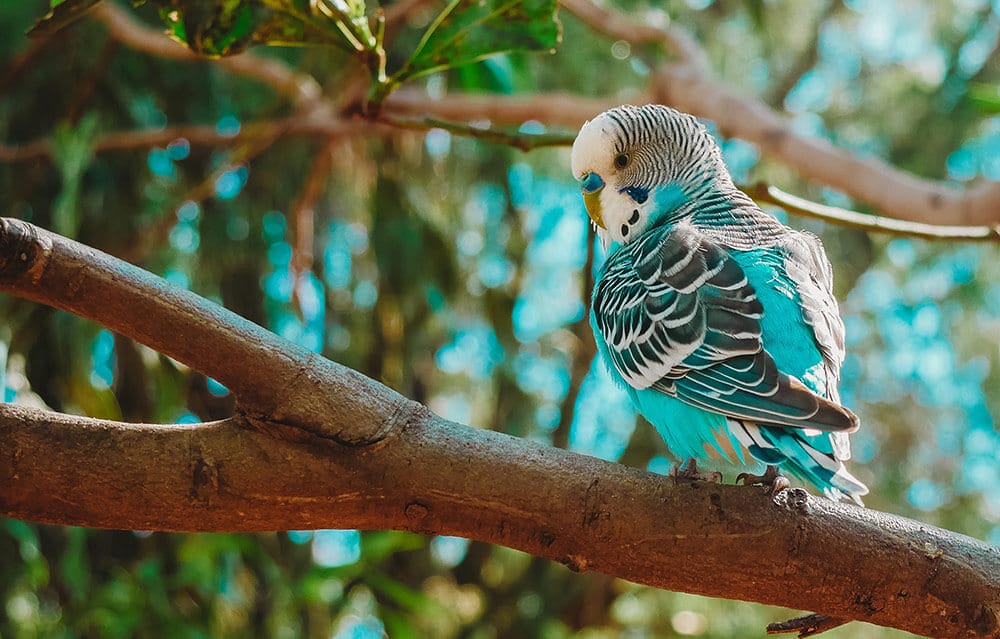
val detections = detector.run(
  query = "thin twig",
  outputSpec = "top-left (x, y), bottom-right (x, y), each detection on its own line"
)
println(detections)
top-left (768, 613), bottom-right (848, 637)
top-left (377, 114), bottom-right (576, 151)
top-left (0, 115), bottom-right (367, 163)
top-left (747, 183), bottom-right (1000, 242)
top-left (288, 136), bottom-right (339, 316)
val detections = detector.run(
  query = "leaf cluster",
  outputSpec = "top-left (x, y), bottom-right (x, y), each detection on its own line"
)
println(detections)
top-left (30, 0), bottom-right (562, 108)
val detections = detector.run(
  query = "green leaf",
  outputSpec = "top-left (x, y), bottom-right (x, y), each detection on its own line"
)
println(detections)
top-left (28, 0), bottom-right (104, 39)
top-left (359, 531), bottom-right (425, 563)
top-left (30, 0), bottom-right (380, 72)
top-left (395, 0), bottom-right (561, 83)
top-left (456, 55), bottom-right (515, 93)
top-left (59, 527), bottom-right (91, 604)
top-left (967, 82), bottom-right (1000, 114)
top-left (51, 112), bottom-right (100, 238)
top-left (366, 570), bottom-right (447, 614)
top-left (381, 610), bottom-right (421, 639)
top-left (156, 1), bottom-right (264, 56)
top-left (745, 0), bottom-right (766, 31)
top-left (306, 0), bottom-right (375, 51)
top-left (152, 0), bottom-right (375, 57)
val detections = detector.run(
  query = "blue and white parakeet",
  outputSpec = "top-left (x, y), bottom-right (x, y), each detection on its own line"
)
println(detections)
top-left (571, 104), bottom-right (868, 504)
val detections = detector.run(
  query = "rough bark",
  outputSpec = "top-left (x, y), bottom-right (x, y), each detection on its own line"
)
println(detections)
top-left (1, 218), bottom-right (998, 638)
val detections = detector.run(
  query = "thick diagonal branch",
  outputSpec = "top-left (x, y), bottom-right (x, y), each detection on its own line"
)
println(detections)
top-left (0, 217), bottom-right (409, 445)
top-left (1, 219), bottom-right (999, 638)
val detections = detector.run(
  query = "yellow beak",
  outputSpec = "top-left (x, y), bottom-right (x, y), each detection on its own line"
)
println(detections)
top-left (583, 191), bottom-right (605, 229)
top-left (580, 172), bottom-right (606, 229)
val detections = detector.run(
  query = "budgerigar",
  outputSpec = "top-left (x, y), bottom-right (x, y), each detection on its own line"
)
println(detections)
top-left (571, 104), bottom-right (868, 503)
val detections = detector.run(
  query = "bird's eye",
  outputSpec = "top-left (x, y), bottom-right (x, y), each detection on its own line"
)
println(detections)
top-left (614, 153), bottom-right (629, 169)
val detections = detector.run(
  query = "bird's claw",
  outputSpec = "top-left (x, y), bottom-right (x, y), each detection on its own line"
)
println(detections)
top-left (736, 465), bottom-right (790, 495)
top-left (670, 458), bottom-right (723, 484)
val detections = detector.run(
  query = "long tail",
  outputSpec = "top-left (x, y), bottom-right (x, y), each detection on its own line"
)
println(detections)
top-left (728, 420), bottom-right (868, 505)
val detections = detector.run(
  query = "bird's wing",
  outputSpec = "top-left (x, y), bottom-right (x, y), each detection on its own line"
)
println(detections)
top-left (781, 231), bottom-right (847, 398)
top-left (592, 223), bottom-right (858, 433)
top-left (777, 230), bottom-right (853, 459)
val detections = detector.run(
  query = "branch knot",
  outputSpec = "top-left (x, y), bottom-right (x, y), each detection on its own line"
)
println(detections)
top-left (0, 218), bottom-right (52, 284)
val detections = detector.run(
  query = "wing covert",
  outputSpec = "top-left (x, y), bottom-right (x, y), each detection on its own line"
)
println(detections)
top-left (592, 223), bottom-right (857, 433)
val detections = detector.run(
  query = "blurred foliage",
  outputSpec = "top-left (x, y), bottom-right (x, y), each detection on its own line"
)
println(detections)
top-left (393, 0), bottom-right (561, 81)
top-left (3, 0), bottom-right (1000, 637)
top-left (31, 0), bottom-right (562, 104)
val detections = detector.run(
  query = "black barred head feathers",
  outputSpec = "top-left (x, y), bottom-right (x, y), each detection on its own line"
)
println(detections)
top-left (571, 105), bottom-right (732, 245)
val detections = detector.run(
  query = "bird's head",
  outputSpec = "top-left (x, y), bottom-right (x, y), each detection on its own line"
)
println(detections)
top-left (571, 104), bottom-right (729, 245)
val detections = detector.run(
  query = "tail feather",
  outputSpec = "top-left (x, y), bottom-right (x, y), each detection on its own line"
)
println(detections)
top-left (728, 420), bottom-right (867, 505)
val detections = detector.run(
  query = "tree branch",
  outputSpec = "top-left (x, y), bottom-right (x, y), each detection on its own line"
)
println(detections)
top-left (376, 114), bottom-right (576, 151)
top-left (91, 3), bottom-right (323, 107)
top-left (23, 0), bottom-right (994, 230)
top-left (288, 136), bottom-right (338, 316)
top-left (10, 118), bottom-right (990, 247)
top-left (0, 114), bottom-right (376, 163)
top-left (651, 66), bottom-right (1000, 227)
top-left (14, 0), bottom-right (994, 232)
top-left (383, 85), bottom-right (1000, 228)
top-left (558, 0), bottom-right (1000, 227)
top-left (747, 183), bottom-right (1000, 242)
top-left (1, 221), bottom-right (999, 638)
top-left (0, 217), bottom-right (404, 445)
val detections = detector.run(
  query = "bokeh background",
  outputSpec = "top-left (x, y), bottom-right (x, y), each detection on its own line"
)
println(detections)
top-left (2, 0), bottom-right (999, 637)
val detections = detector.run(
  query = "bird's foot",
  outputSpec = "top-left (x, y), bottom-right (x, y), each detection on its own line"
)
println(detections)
top-left (767, 613), bottom-right (847, 637)
top-left (736, 465), bottom-right (790, 495)
top-left (670, 458), bottom-right (722, 484)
